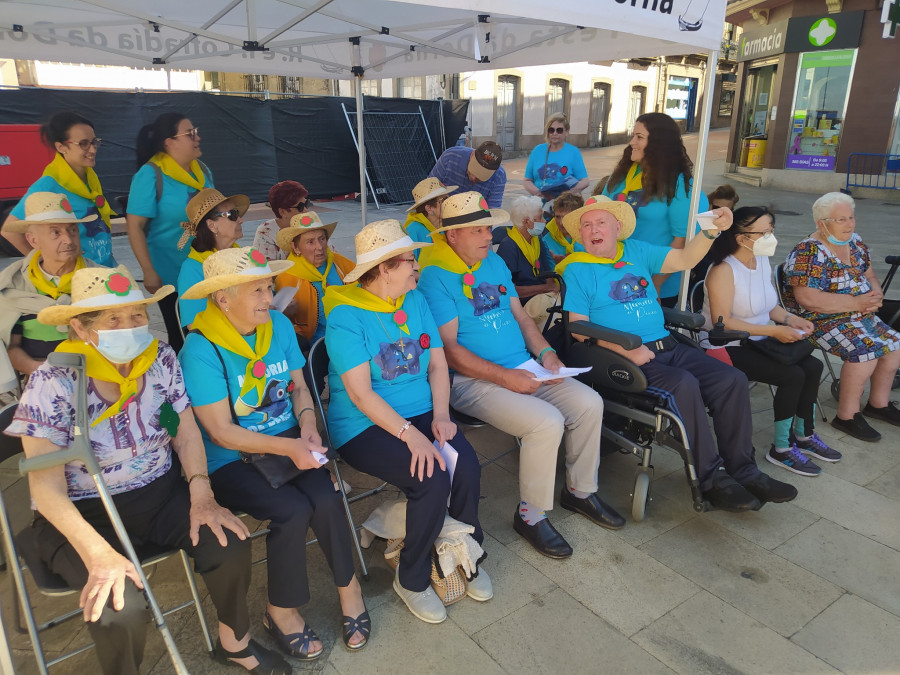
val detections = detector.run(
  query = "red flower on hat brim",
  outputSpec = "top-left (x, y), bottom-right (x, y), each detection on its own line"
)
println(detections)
top-left (60, 197), bottom-right (73, 213)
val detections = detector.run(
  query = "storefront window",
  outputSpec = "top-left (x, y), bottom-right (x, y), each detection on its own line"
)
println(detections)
top-left (665, 77), bottom-right (692, 120)
top-left (786, 48), bottom-right (856, 171)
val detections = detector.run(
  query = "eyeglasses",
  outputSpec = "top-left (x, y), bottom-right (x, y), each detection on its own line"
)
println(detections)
top-left (398, 256), bottom-right (417, 264)
top-left (742, 230), bottom-right (774, 237)
top-left (63, 138), bottom-right (102, 150)
top-left (547, 126), bottom-right (566, 134)
top-left (210, 208), bottom-right (240, 221)
top-left (823, 216), bottom-right (855, 225)
top-left (173, 127), bottom-right (200, 140)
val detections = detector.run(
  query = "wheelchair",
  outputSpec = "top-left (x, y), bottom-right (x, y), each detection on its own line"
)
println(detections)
top-left (541, 273), bottom-right (747, 521)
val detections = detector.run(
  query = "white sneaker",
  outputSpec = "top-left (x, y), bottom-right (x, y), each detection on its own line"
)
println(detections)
top-left (466, 567), bottom-right (493, 602)
top-left (393, 568), bottom-right (447, 624)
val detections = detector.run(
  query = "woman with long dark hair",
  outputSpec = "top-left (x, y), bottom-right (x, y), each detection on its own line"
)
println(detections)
top-left (701, 206), bottom-right (841, 476)
top-left (603, 112), bottom-right (709, 306)
top-left (1, 111), bottom-right (116, 266)
top-left (125, 112), bottom-right (212, 351)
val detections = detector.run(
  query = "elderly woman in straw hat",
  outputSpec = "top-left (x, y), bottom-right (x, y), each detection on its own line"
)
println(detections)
top-left (273, 211), bottom-right (352, 344)
top-left (4, 265), bottom-right (277, 675)
top-left (323, 220), bottom-right (487, 625)
top-left (559, 197), bottom-right (799, 511)
top-left (402, 177), bottom-right (457, 249)
top-left (178, 246), bottom-right (369, 660)
top-left (176, 188), bottom-right (250, 329)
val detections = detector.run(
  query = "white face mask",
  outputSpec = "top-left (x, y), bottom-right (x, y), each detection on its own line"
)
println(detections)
top-left (751, 232), bottom-right (778, 257)
top-left (93, 325), bottom-right (154, 364)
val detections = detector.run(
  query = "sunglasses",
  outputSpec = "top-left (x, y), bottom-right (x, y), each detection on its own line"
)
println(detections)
top-left (547, 126), bottom-right (566, 134)
top-left (210, 208), bottom-right (241, 221)
top-left (64, 138), bottom-right (102, 150)
top-left (291, 200), bottom-right (312, 211)
top-left (173, 127), bottom-right (200, 140)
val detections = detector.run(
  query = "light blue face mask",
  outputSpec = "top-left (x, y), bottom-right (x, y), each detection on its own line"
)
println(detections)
top-left (94, 325), bottom-right (154, 364)
top-left (527, 221), bottom-right (546, 237)
top-left (823, 222), bottom-right (851, 246)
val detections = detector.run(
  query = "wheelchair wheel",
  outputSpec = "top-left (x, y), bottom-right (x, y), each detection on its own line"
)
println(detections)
top-left (831, 378), bottom-right (840, 401)
top-left (631, 470), bottom-right (652, 522)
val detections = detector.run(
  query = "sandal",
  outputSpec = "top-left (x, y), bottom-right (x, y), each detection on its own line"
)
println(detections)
top-left (213, 638), bottom-right (291, 675)
top-left (341, 608), bottom-right (371, 651)
top-left (263, 611), bottom-right (324, 661)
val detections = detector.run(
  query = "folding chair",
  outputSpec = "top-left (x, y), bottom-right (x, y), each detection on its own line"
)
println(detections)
top-left (0, 353), bottom-right (209, 674)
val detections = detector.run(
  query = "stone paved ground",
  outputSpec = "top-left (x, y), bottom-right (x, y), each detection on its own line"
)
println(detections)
top-left (3, 129), bottom-right (900, 674)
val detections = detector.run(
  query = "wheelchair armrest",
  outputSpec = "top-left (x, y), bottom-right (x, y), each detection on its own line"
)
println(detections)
top-left (662, 307), bottom-right (704, 330)
top-left (568, 320), bottom-right (642, 351)
top-left (705, 328), bottom-right (751, 347)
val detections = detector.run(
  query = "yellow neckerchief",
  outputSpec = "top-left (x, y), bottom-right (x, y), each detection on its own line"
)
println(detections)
top-left (418, 237), bottom-right (482, 299)
top-left (149, 152), bottom-right (206, 191)
top-left (545, 217), bottom-right (574, 256)
top-left (323, 285), bottom-right (410, 335)
top-left (614, 162), bottom-right (643, 200)
top-left (187, 243), bottom-right (239, 264)
top-left (26, 252), bottom-right (86, 299)
top-left (191, 300), bottom-right (273, 401)
top-left (508, 225), bottom-right (542, 276)
top-left (286, 249), bottom-right (339, 288)
top-left (56, 338), bottom-right (159, 427)
top-left (42, 153), bottom-right (115, 227)
top-left (554, 242), bottom-right (631, 275)
top-left (403, 211), bottom-right (437, 234)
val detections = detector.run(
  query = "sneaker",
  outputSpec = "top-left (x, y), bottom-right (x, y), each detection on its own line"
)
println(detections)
top-left (466, 567), bottom-right (493, 602)
top-left (832, 412), bottom-right (881, 442)
top-left (765, 445), bottom-right (822, 476)
top-left (793, 432), bottom-right (842, 462)
top-left (741, 472), bottom-right (798, 503)
top-left (863, 401), bottom-right (900, 427)
top-left (393, 568), bottom-right (447, 624)
top-left (702, 469), bottom-right (761, 512)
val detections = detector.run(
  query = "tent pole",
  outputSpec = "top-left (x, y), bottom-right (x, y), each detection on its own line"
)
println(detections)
top-left (677, 49), bottom-right (719, 311)
top-left (356, 81), bottom-right (367, 224)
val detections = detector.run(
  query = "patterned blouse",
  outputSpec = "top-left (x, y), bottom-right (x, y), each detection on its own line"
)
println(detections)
top-left (7, 343), bottom-right (190, 500)
top-left (252, 219), bottom-right (288, 262)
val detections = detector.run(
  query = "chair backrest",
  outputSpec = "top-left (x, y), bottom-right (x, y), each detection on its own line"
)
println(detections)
top-left (0, 402), bottom-right (23, 464)
top-left (689, 280), bottom-right (705, 314)
top-left (304, 337), bottom-right (336, 454)
top-left (773, 262), bottom-right (788, 307)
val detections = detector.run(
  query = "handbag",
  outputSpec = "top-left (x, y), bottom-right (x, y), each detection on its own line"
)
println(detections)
top-left (747, 336), bottom-right (815, 366)
top-left (383, 538), bottom-right (468, 606)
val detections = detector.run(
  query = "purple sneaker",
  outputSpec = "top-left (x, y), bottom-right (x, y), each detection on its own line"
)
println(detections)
top-left (765, 444), bottom-right (822, 477)
top-left (793, 432), bottom-right (842, 463)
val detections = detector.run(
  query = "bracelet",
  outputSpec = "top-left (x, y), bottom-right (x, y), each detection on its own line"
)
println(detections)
top-left (537, 346), bottom-right (556, 365)
top-left (398, 420), bottom-right (412, 439)
top-left (701, 229), bottom-right (720, 240)
top-left (296, 407), bottom-right (314, 421)
top-left (187, 473), bottom-right (210, 485)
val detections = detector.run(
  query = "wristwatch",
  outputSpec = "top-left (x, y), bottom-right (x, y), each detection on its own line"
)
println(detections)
top-left (701, 229), bottom-right (720, 240)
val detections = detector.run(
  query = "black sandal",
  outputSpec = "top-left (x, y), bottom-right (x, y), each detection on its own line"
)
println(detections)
top-left (342, 608), bottom-right (371, 651)
top-left (263, 611), bottom-right (323, 661)
top-left (213, 638), bottom-right (291, 675)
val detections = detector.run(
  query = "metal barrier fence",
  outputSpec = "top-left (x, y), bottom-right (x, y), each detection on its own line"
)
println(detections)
top-left (844, 153), bottom-right (900, 194)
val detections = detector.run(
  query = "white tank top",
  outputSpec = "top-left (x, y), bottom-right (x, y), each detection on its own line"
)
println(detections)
top-left (701, 254), bottom-right (778, 348)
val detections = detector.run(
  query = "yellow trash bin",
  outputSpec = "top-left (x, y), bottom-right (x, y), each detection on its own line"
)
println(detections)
top-left (747, 139), bottom-right (767, 168)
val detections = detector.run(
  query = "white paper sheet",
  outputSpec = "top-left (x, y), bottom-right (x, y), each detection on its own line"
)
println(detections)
top-left (696, 210), bottom-right (719, 231)
top-left (271, 285), bottom-right (296, 313)
top-left (435, 440), bottom-right (458, 506)
top-left (515, 359), bottom-right (592, 382)
top-left (311, 451), bottom-right (328, 465)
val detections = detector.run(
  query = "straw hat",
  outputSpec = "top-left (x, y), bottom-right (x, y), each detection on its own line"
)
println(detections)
top-left (37, 266), bottom-right (173, 325)
top-left (178, 188), bottom-right (250, 249)
top-left (429, 191), bottom-right (510, 235)
top-left (563, 195), bottom-right (636, 244)
top-left (467, 141), bottom-right (503, 182)
top-left (4, 192), bottom-right (98, 233)
top-left (406, 177), bottom-right (458, 213)
top-left (342, 220), bottom-right (430, 284)
top-left (275, 211), bottom-right (338, 253)
top-left (180, 246), bottom-right (293, 299)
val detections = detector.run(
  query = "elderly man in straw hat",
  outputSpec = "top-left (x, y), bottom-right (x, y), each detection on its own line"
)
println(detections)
top-left (429, 140), bottom-right (506, 209)
top-left (403, 177), bottom-right (457, 249)
top-left (176, 187), bottom-right (250, 328)
top-left (417, 191), bottom-right (623, 559)
top-left (273, 211), bottom-right (352, 344)
top-left (5, 265), bottom-right (274, 675)
top-left (559, 197), bottom-right (797, 511)
top-left (0, 192), bottom-right (99, 378)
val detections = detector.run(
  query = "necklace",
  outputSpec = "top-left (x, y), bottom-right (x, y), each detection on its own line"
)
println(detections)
top-left (375, 311), bottom-right (407, 350)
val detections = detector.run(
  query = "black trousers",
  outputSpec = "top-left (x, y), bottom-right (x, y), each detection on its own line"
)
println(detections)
top-left (210, 461), bottom-right (356, 607)
top-left (157, 292), bottom-right (184, 353)
top-left (726, 346), bottom-right (823, 436)
top-left (640, 344), bottom-right (761, 491)
top-left (338, 411), bottom-right (483, 592)
top-left (29, 465), bottom-right (251, 675)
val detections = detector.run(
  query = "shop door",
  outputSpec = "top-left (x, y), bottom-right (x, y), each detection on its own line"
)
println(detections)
top-left (741, 64), bottom-right (776, 138)
top-left (627, 86), bottom-right (647, 133)
top-left (496, 75), bottom-right (519, 153)
top-left (589, 83), bottom-right (611, 147)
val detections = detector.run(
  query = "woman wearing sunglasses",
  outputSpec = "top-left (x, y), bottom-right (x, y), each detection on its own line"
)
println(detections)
top-left (126, 112), bottom-right (212, 351)
top-left (523, 112), bottom-right (589, 216)
top-left (2, 110), bottom-right (116, 267)
top-left (177, 189), bottom-right (249, 328)
top-left (252, 181), bottom-right (312, 262)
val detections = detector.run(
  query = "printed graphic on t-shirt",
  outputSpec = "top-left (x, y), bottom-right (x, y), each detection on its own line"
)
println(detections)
top-left (233, 359), bottom-right (293, 428)
top-left (609, 272), bottom-right (650, 302)
top-left (375, 337), bottom-right (426, 381)
top-left (538, 162), bottom-right (569, 189)
top-left (468, 281), bottom-right (505, 316)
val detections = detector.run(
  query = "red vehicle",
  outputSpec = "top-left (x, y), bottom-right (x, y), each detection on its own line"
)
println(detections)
top-left (0, 124), bottom-right (55, 255)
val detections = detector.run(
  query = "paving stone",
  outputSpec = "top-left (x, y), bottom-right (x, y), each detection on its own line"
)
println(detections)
top-left (865, 461), bottom-right (900, 502)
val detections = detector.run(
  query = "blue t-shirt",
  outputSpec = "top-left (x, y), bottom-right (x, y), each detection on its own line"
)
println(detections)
top-left (541, 227), bottom-right (585, 260)
top-left (496, 232), bottom-right (555, 292)
top-left (127, 164), bottom-right (213, 286)
top-left (525, 143), bottom-right (588, 192)
top-left (176, 256), bottom-right (204, 327)
top-left (179, 310), bottom-right (304, 473)
top-left (12, 175), bottom-right (115, 267)
top-left (311, 263), bottom-right (345, 342)
top-left (418, 251), bottom-right (529, 369)
top-left (603, 172), bottom-right (706, 299)
top-left (325, 290), bottom-right (442, 448)
top-left (561, 239), bottom-right (671, 343)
